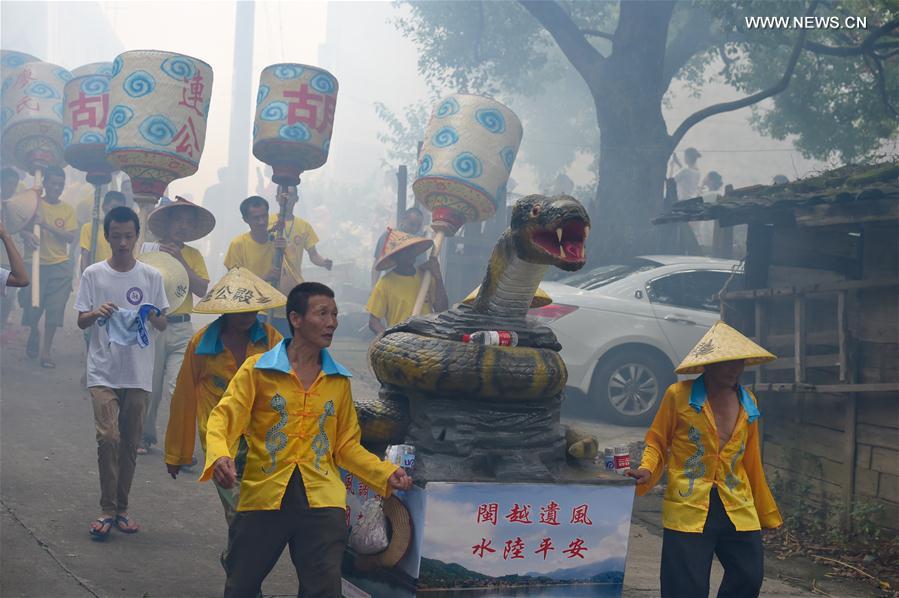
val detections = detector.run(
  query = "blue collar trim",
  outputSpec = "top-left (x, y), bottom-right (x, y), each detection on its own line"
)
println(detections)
top-left (254, 339), bottom-right (352, 378)
top-left (195, 316), bottom-right (268, 356)
top-left (689, 374), bottom-right (760, 423)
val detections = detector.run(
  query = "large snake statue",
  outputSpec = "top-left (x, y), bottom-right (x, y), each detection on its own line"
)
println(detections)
top-left (361, 195), bottom-right (592, 482)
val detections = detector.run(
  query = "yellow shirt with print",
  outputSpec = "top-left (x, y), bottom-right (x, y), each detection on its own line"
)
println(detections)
top-left (638, 378), bottom-right (783, 533)
top-left (365, 270), bottom-right (434, 327)
top-left (169, 245), bottom-right (208, 316)
top-left (224, 215), bottom-right (319, 317)
top-left (201, 341), bottom-right (397, 511)
top-left (165, 317), bottom-right (282, 466)
top-left (79, 222), bottom-right (113, 265)
top-left (36, 200), bottom-right (77, 265)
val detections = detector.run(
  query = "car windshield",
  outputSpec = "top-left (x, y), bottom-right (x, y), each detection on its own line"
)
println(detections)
top-left (556, 260), bottom-right (660, 290)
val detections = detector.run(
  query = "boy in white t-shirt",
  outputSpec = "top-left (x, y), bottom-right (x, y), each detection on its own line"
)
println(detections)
top-left (74, 207), bottom-right (169, 541)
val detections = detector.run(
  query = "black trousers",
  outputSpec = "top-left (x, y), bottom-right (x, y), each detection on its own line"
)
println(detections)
top-left (661, 488), bottom-right (764, 598)
top-left (224, 469), bottom-right (347, 598)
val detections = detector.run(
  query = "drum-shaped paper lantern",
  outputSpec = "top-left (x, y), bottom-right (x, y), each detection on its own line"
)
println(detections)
top-left (413, 94), bottom-right (522, 233)
top-left (1, 61), bottom-right (70, 172)
top-left (105, 50), bottom-right (213, 202)
top-left (252, 63), bottom-right (338, 185)
top-left (64, 63), bottom-right (116, 184)
top-left (1, 50), bottom-right (41, 72)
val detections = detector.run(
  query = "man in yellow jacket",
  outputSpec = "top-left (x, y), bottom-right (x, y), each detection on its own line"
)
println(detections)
top-left (202, 281), bottom-right (412, 597)
top-left (164, 268), bottom-right (284, 527)
top-left (628, 321), bottom-right (782, 598)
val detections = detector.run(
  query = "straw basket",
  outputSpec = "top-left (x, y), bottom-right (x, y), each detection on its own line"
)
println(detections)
top-left (64, 63), bottom-right (116, 184)
top-left (105, 50), bottom-right (213, 203)
top-left (1, 61), bottom-right (70, 172)
top-left (252, 63), bottom-right (338, 185)
top-left (413, 94), bottom-right (522, 234)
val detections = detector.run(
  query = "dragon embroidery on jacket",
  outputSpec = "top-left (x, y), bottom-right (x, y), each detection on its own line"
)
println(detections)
top-left (311, 400), bottom-right (335, 473)
top-left (724, 440), bottom-right (746, 492)
top-left (262, 394), bottom-right (288, 473)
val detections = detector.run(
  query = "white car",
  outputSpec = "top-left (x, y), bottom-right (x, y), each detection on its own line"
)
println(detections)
top-left (531, 256), bottom-right (742, 426)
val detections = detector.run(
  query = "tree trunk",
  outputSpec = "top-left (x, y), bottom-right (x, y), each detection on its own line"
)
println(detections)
top-left (587, 0), bottom-right (689, 264)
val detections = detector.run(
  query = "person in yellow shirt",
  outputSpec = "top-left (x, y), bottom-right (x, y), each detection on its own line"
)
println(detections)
top-left (140, 197), bottom-right (214, 454)
top-left (366, 227), bottom-right (448, 334)
top-left (79, 191), bottom-right (127, 273)
top-left (202, 282), bottom-right (412, 597)
top-left (165, 268), bottom-right (283, 569)
top-left (628, 321), bottom-right (782, 598)
top-left (224, 191), bottom-right (333, 339)
top-left (18, 166), bottom-right (77, 367)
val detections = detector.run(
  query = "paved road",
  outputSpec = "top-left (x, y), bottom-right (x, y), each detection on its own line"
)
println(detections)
top-left (1, 321), bottom-right (870, 597)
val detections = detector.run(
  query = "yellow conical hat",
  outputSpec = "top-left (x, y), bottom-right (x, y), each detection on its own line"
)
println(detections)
top-left (461, 285), bottom-right (553, 308)
top-left (375, 227), bottom-right (433, 271)
top-left (139, 251), bottom-right (190, 312)
top-left (2, 188), bottom-right (40, 234)
top-left (675, 320), bottom-right (776, 374)
top-left (194, 267), bottom-right (286, 314)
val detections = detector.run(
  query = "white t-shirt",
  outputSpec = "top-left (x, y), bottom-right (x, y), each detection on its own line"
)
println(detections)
top-left (0, 267), bottom-right (9, 296)
top-left (674, 167), bottom-right (701, 200)
top-left (74, 260), bottom-right (169, 391)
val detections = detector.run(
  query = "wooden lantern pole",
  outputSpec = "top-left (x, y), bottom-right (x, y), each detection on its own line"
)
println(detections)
top-left (30, 168), bottom-right (43, 307)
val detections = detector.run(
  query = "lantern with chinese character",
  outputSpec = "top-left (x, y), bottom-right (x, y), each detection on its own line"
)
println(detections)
top-left (64, 62), bottom-right (116, 184)
top-left (105, 50), bottom-right (213, 218)
top-left (252, 63), bottom-right (338, 186)
top-left (410, 94), bottom-right (523, 314)
top-left (0, 61), bottom-right (70, 173)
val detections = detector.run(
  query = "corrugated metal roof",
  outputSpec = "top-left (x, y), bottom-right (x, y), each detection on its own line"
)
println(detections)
top-left (652, 162), bottom-right (899, 225)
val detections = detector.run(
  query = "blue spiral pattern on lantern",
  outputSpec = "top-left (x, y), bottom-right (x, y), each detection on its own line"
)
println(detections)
top-left (124, 71), bottom-right (155, 98)
top-left (500, 146), bottom-right (516, 170)
top-left (160, 56), bottom-right (196, 81)
top-left (476, 109), bottom-right (505, 134)
top-left (63, 127), bottom-right (73, 146)
top-left (26, 82), bottom-right (59, 99)
top-left (55, 68), bottom-right (72, 82)
top-left (80, 75), bottom-right (109, 95)
top-left (310, 73), bottom-right (336, 94)
top-left (108, 105), bottom-right (134, 128)
top-left (1, 77), bottom-right (11, 95)
top-left (2, 54), bottom-right (27, 69)
top-left (0, 107), bottom-right (12, 128)
top-left (279, 123), bottom-right (311, 141)
top-left (139, 115), bottom-right (176, 146)
top-left (436, 97), bottom-right (460, 118)
top-left (96, 64), bottom-right (115, 77)
top-left (260, 101), bottom-right (288, 121)
top-left (273, 64), bottom-right (304, 79)
top-left (418, 154), bottom-right (433, 177)
top-left (432, 126), bottom-right (459, 148)
top-left (79, 131), bottom-right (104, 144)
top-left (453, 152), bottom-right (483, 179)
top-left (257, 85), bottom-right (270, 104)
top-left (105, 126), bottom-right (117, 149)
top-left (111, 56), bottom-right (124, 78)
top-left (53, 101), bottom-right (65, 119)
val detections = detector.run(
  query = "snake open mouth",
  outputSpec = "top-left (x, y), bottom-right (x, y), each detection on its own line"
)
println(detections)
top-left (532, 218), bottom-right (589, 265)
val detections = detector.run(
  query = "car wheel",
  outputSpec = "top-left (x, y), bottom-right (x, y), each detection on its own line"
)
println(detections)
top-left (590, 349), bottom-right (674, 426)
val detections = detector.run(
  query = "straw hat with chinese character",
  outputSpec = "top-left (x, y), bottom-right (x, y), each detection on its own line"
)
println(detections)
top-left (147, 196), bottom-right (215, 242)
top-left (675, 320), bottom-right (776, 375)
top-left (374, 228), bottom-right (433, 271)
top-left (461, 284), bottom-right (553, 308)
top-left (194, 267), bottom-right (286, 314)
top-left (2, 188), bottom-right (40, 235)
top-left (139, 251), bottom-right (190, 312)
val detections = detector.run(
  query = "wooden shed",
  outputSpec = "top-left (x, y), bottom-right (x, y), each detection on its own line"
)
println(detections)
top-left (654, 162), bottom-right (899, 532)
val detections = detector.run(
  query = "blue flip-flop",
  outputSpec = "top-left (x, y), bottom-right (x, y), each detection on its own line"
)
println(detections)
top-left (89, 517), bottom-right (114, 541)
top-left (114, 514), bottom-right (140, 534)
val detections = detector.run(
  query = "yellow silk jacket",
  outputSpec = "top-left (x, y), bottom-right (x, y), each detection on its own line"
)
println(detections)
top-left (164, 317), bottom-right (282, 466)
top-left (638, 377), bottom-right (783, 533)
top-left (201, 339), bottom-right (398, 511)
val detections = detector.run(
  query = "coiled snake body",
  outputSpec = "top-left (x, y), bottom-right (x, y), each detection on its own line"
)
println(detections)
top-left (263, 393), bottom-right (288, 473)
top-left (679, 426), bottom-right (706, 497)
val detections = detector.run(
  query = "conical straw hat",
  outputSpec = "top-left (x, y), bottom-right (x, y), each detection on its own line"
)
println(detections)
top-left (147, 196), bottom-right (216, 242)
top-left (675, 320), bottom-right (776, 375)
top-left (2, 188), bottom-right (40, 234)
top-left (374, 227), bottom-right (433, 271)
top-left (139, 251), bottom-right (190, 312)
top-left (194, 267), bottom-right (287, 314)
top-left (461, 284), bottom-right (553, 308)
